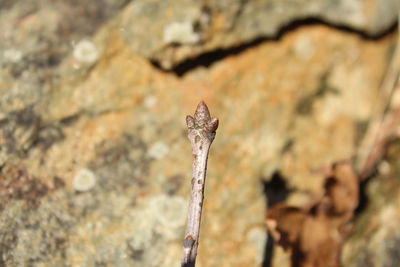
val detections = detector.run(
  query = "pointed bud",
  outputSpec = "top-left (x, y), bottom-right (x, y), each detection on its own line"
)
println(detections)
top-left (186, 115), bottom-right (195, 129)
top-left (194, 101), bottom-right (211, 127)
top-left (205, 117), bottom-right (219, 133)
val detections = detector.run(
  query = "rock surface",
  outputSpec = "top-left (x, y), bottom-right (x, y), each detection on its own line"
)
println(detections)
top-left (342, 140), bottom-right (400, 267)
top-left (119, 0), bottom-right (400, 69)
top-left (0, 1), bottom-right (399, 266)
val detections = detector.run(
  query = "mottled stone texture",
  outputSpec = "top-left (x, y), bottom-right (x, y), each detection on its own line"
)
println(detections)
top-left (0, 0), bottom-right (399, 266)
top-left (119, 0), bottom-right (400, 68)
top-left (342, 140), bottom-right (400, 267)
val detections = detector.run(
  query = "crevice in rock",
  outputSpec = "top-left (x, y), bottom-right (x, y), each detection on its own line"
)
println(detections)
top-left (262, 171), bottom-right (291, 206)
top-left (354, 170), bottom-right (376, 216)
top-left (152, 17), bottom-right (397, 77)
top-left (261, 171), bottom-right (291, 267)
top-left (354, 139), bottom-right (400, 216)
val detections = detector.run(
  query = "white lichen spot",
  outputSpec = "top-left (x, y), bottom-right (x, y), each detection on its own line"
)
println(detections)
top-left (149, 194), bottom-right (187, 228)
top-left (73, 40), bottom-right (99, 64)
top-left (147, 141), bottom-right (169, 160)
top-left (3, 49), bottom-right (23, 63)
top-left (247, 227), bottom-right (267, 264)
top-left (163, 21), bottom-right (199, 45)
top-left (144, 95), bottom-right (157, 108)
top-left (73, 168), bottom-right (96, 192)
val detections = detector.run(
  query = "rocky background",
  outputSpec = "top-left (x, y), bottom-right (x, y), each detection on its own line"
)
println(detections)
top-left (1, 0), bottom-right (400, 266)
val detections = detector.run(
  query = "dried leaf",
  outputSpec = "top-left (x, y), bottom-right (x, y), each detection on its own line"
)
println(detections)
top-left (266, 162), bottom-right (359, 267)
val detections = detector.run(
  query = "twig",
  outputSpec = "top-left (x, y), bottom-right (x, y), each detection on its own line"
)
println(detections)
top-left (357, 15), bottom-right (400, 179)
top-left (181, 101), bottom-right (218, 267)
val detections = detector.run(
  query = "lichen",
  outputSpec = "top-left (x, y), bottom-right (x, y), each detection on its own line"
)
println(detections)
top-left (149, 194), bottom-right (187, 229)
top-left (73, 168), bottom-right (96, 192)
top-left (163, 21), bottom-right (199, 45)
top-left (3, 49), bottom-right (23, 63)
top-left (73, 40), bottom-right (99, 64)
top-left (147, 141), bottom-right (169, 160)
top-left (246, 227), bottom-right (267, 264)
top-left (143, 95), bottom-right (157, 109)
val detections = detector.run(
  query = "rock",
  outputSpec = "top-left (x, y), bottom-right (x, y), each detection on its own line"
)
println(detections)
top-left (147, 141), bottom-right (170, 160)
top-left (119, 0), bottom-right (400, 69)
top-left (341, 140), bottom-right (400, 267)
top-left (72, 40), bottom-right (99, 64)
top-left (163, 21), bottom-right (200, 45)
top-left (0, 1), bottom-right (397, 266)
top-left (0, 107), bottom-right (41, 166)
top-left (72, 168), bottom-right (97, 192)
top-left (0, 0), bottom-right (128, 114)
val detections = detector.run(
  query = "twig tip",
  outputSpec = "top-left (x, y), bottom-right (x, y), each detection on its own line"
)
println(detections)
top-left (194, 101), bottom-right (211, 125)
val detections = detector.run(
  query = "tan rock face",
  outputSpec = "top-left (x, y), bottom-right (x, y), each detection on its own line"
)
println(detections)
top-left (0, 2), bottom-right (396, 266)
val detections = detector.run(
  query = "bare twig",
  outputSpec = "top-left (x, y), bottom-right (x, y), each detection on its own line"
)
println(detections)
top-left (181, 101), bottom-right (218, 267)
top-left (357, 16), bottom-right (400, 179)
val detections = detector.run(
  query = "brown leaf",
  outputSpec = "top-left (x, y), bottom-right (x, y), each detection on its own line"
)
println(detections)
top-left (266, 204), bottom-right (306, 250)
top-left (266, 162), bottom-right (359, 267)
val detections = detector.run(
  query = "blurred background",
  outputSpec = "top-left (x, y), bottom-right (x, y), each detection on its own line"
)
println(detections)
top-left (1, 0), bottom-right (400, 266)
